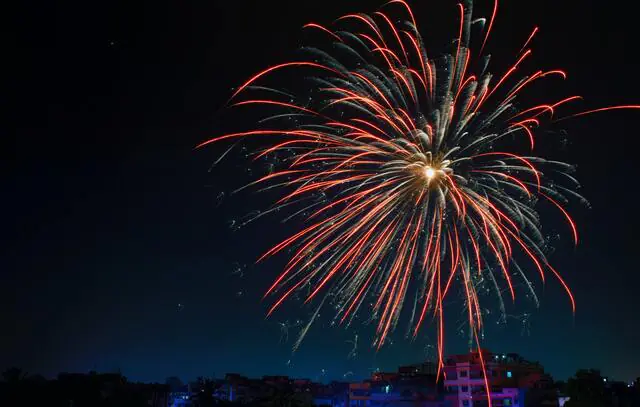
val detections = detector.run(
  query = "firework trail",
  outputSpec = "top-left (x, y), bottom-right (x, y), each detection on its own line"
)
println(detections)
top-left (278, 319), bottom-right (303, 343)
top-left (199, 0), bottom-right (639, 396)
top-left (347, 333), bottom-right (359, 359)
top-left (279, 321), bottom-right (291, 343)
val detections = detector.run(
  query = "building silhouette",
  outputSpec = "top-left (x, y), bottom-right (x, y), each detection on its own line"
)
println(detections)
top-left (443, 349), bottom-right (554, 407)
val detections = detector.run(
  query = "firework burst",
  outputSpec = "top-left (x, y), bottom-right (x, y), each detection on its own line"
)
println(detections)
top-left (199, 0), bottom-right (638, 386)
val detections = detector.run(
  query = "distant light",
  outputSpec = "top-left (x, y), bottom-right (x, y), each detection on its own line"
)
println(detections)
top-left (603, 378), bottom-right (607, 382)
top-left (507, 371), bottom-right (512, 378)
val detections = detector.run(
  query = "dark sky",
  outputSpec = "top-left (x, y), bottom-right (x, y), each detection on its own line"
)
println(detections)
top-left (4, 0), bottom-right (640, 385)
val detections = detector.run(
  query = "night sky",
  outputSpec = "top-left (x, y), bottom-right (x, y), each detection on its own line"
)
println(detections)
top-left (4, 0), bottom-right (640, 385)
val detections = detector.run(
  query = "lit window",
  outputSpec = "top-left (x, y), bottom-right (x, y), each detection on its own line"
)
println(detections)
top-left (504, 399), bottom-right (512, 406)
top-left (507, 371), bottom-right (512, 378)
top-left (462, 401), bottom-right (469, 407)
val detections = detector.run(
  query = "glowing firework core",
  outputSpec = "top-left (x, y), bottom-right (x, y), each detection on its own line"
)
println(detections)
top-left (418, 158), bottom-right (451, 186)
top-left (424, 167), bottom-right (436, 180)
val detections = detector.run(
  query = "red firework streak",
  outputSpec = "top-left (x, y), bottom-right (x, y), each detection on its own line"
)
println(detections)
top-left (199, 1), bottom-right (640, 404)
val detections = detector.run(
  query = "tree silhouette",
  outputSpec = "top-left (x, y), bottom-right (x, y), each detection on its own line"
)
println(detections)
top-left (165, 376), bottom-right (184, 391)
top-left (2, 367), bottom-right (28, 383)
top-left (565, 369), bottom-right (607, 407)
top-left (262, 387), bottom-right (311, 407)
